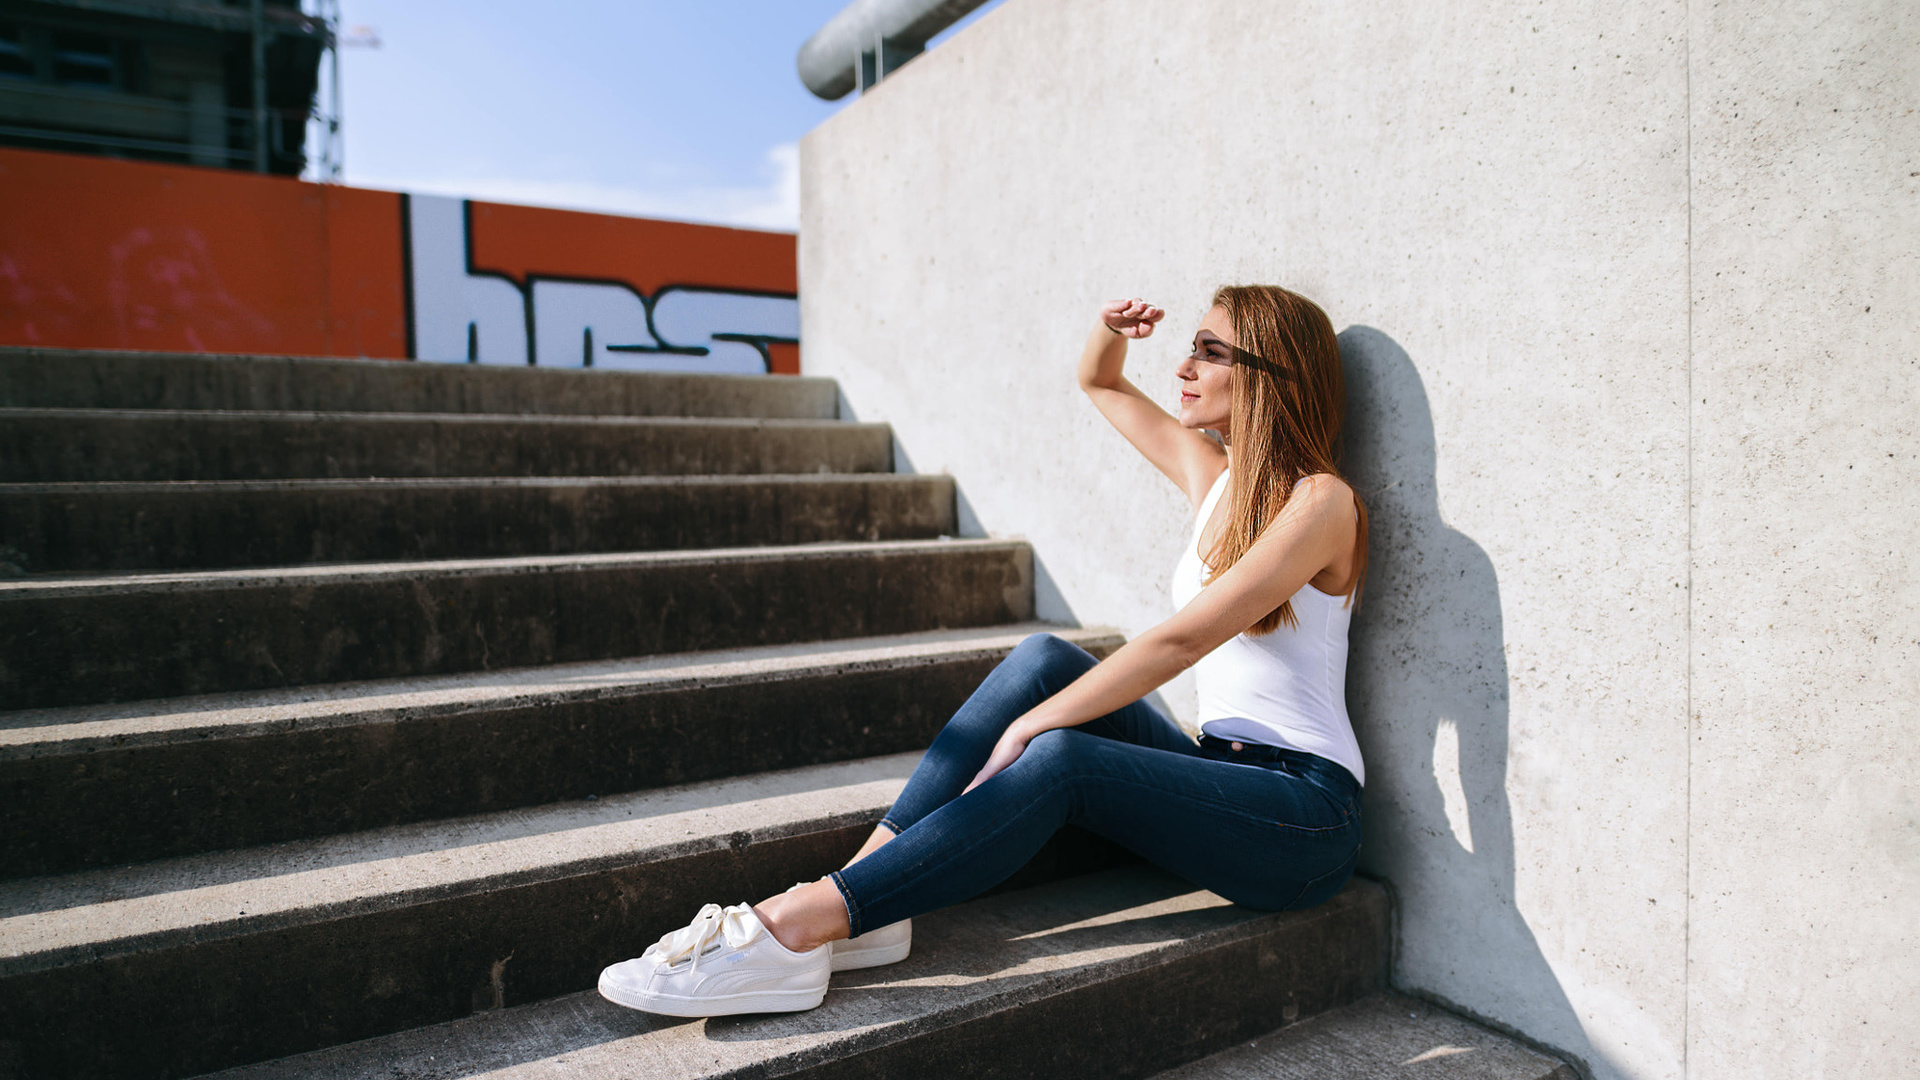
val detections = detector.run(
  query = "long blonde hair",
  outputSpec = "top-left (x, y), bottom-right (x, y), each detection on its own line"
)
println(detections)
top-left (1203, 285), bottom-right (1368, 633)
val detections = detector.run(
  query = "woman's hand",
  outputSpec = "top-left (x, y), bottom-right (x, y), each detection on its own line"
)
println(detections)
top-left (1101, 298), bottom-right (1165, 339)
top-left (963, 721), bottom-right (1035, 794)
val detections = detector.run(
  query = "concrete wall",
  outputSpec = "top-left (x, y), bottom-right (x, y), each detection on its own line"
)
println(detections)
top-left (797, 0), bottom-right (1916, 1076)
top-left (1686, 2), bottom-right (1919, 1075)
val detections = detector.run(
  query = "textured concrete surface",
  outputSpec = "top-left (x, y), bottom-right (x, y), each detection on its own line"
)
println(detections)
top-left (0, 347), bottom-right (838, 418)
top-left (0, 753), bottom-right (915, 970)
top-left (0, 408), bottom-right (892, 482)
top-left (204, 868), bottom-right (1389, 1080)
top-left (1148, 994), bottom-right (1571, 1080)
top-left (800, 0), bottom-right (1694, 1075)
top-left (0, 539), bottom-right (1035, 708)
top-left (1684, 2), bottom-right (1920, 1076)
top-left (0, 625), bottom-right (1122, 876)
top-left (0, 753), bottom-right (919, 1078)
top-left (801, 0), bottom-right (1919, 1075)
top-left (0, 473), bottom-right (956, 572)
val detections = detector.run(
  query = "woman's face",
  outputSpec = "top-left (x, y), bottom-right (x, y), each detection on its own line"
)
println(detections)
top-left (1176, 305), bottom-right (1236, 436)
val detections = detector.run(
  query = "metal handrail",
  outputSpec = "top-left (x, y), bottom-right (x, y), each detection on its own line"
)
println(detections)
top-left (797, 0), bottom-right (990, 100)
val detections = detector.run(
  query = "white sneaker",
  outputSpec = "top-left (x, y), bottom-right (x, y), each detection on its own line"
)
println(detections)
top-left (834, 918), bottom-right (912, 971)
top-left (787, 881), bottom-right (913, 971)
top-left (597, 902), bottom-right (829, 1016)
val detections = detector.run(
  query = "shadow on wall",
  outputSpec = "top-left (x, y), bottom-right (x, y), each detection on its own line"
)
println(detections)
top-left (833, 386), bottom-right (1082, 628)
top-left (1339, 326), bottom-right (1597, 1076)
top-left (832, 387), bottom-right (1193, 723)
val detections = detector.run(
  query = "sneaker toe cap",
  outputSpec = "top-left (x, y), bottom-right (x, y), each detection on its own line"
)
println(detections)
top-left (598, 956), bottom-right (660, 995)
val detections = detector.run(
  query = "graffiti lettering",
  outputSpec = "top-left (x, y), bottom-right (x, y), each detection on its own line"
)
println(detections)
top-left (405, 194), bottom-right (528, 365)
top-left (404, 194), bottom-right (798, 373)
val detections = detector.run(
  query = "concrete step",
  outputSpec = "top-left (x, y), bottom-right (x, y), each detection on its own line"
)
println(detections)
top-left (0, 753), bottom-right (913, 1080)
top-left (0, 625), bottom-right (1124, 878)
top-left (194, 867), bottom-right (1390, 1080)
top-left (1144, 993), bottom-right (1573, 1080)
top-left (0, 754), bottom-right (1144, 1080)
top-left (0, 474), bottom-right (956, 572)
top-left (0, 538), bottom-right (1033, 709)
top-left (0, 408), bottom-right (893, 483)
top-left (0, 347), bottom-right (839, 419)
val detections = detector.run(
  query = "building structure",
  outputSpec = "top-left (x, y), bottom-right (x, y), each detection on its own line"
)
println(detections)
top-left (796, 0), bottom-right (1918, 1076)
top-left (0, 0), bottom-right (332, 176)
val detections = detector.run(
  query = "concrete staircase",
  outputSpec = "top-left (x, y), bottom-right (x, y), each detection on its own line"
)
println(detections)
top-left (0, 347), bottom-right (1567, 1080)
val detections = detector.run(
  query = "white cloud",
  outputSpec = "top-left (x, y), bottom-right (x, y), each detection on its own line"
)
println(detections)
top-left (346, 142), bottom-right (800, 232)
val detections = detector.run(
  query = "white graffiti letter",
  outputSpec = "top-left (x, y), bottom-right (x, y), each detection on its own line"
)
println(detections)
top-left (529, 280), bottom-right (654, 369)
top-left (406, 194), bottom-right (528, 365)
top-left (649, 288), bottom-right (799, 375)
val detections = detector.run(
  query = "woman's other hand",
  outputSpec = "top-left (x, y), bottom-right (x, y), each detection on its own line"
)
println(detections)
top-left (1102, 298), bottom-right (1165, 339)
top-left (963, 723), bottom-right (1034, 793)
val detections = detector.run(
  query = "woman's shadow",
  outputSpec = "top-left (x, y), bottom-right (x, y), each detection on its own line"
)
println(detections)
top-left (1339, 327), bottom-right (1601, 1076)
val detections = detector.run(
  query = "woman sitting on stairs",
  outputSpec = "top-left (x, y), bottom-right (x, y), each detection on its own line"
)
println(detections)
top-left (598, 285), bottom-right (1370, 1017)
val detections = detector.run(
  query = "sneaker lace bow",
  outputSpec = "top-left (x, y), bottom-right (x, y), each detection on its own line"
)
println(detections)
top-left (642, 902), bottom-right (763, 967)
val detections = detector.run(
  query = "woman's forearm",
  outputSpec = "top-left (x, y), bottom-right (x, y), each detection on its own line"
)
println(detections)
top-left (1078, 321), bottom-right (1131, 393)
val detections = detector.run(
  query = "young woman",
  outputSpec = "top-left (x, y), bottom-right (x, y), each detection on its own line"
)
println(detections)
top-left (599, 286), bottom-right (1369, 1017)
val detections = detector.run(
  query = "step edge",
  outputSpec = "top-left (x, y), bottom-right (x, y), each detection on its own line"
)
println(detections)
top-left (0, 537), bottom-right (1032, 598)
top-left (0, 625), bottom-right (1126, 756)
top-left (197, 872), bottom-right (1387, 1080)
top-left (705, 882), bottom-right (1388, 1080)
top-left (0, 754), bottom-right (924, 975)
top-left (0, 473), bottom-right (954, 496)
top-left (0, 346), bottom-right (841, 388)
top-left (0, 406), bottom-right (875, 429)
top-left (1146, 992), bottom-right (1575, 1080)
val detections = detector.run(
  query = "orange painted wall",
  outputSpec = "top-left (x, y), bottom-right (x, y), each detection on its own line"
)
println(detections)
top-left (0, 147), bottom-right (406, 358)
top-left (469, 201), bottom-right (796, 297)
top-left (0, 147), bottom-right (801, 372)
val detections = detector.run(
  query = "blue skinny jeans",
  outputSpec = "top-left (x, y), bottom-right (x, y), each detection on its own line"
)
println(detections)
top-left (829, 633), bottom-right (1362, 936)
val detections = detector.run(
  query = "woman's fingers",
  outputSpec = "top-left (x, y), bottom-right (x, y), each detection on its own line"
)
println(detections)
top-left (962, 732), bottom-right (1029, 794)
top-left (1101, 298), bottom-right (1163, 336)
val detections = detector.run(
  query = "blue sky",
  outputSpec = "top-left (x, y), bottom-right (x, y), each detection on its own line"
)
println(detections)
top-left (329, 0), bottom-right (1002, 230)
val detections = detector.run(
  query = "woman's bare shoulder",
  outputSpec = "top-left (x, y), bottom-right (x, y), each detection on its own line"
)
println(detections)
top-left (1290, 472), bottom-right (1356, 505)
top-left (1259, 473), bottom-right (1358, 537)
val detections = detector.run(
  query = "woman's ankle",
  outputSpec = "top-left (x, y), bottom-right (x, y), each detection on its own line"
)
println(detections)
top-left (754, 880), bottom-right (850, 953)
top-left (842, 823), bottom-right (899, 869)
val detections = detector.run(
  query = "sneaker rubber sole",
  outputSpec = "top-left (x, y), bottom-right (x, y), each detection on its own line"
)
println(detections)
top-left (596, 971), bottom-right (827, 1017)
top-left (832, 931), bottom-right (912, 971)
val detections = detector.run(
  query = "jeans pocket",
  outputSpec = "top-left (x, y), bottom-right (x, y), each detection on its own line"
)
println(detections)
top-left (1283, 841), bottom-right (1360, 911)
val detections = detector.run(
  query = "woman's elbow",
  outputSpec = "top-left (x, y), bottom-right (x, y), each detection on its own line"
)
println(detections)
top-left (1144, 628), bottom-right (1211, 674)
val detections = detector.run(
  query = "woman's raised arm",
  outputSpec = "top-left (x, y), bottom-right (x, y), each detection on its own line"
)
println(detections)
top-left (1079, 299), bottom-right (1228, 510)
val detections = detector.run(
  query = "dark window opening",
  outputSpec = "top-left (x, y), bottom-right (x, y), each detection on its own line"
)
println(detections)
top-left (52, 33), bottom-right (115, 88)
top-left (0, 24), bottom-right (35, 79)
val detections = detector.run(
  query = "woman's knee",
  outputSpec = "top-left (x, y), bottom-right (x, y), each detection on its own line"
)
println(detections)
top-left (1019, 727), bottom-right (1097, 773)
top-left (1007, 633), bottom-right (1095, 684)
top-left (940, 636), bottom-right (1095, 744)
top-left (1013, 631), bottom-right (1083, 662)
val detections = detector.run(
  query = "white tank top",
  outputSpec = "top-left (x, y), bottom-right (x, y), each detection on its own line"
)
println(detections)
top-left (1170, 468), bottom-right (1364, 785)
